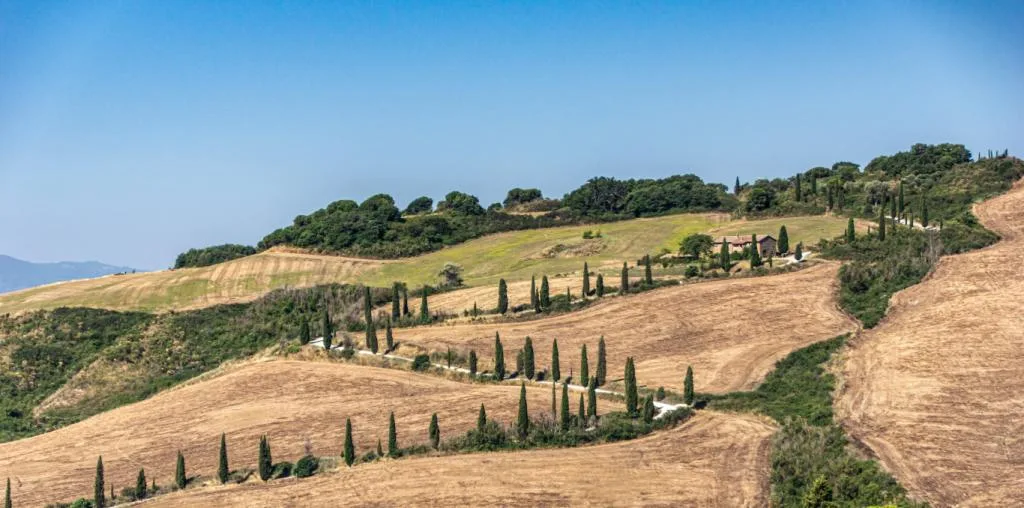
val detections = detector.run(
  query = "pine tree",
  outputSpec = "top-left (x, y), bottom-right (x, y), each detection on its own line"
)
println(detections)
top-left (429, 413), bottom-right (440, 450)
top-left (559, 383), bottom-right (570, 431)
top-left (4, 477), bottom-right (10, 508)
top-left (644, 255), bottom-right (653, 285)
top-left (778, 225), bottom-right (790, 254)
top-left (795, 242), bottom-right (803, 261)
top-left (385, 319), bottom-right (394, 351)
top-left (516, 383), bottom-right (530, 439)
top-left (95, 456), bottom-right (105, 508)
top-left (749, 235), bottom-right (762, 267)
top-left (898, 181), bottom-right (905, 218)
top-left (257, 436), bottom-right (271, 482)
top-left (540, 276), bottom-right (551, 309)
top-left (177, 449), bottom-right (188, 487)
top-left (388, 412), bottom-right (398, 457)
top-left (624, 357), bottom-right (638, 416)
top-left (402, 286), bottom-right (409, 316)
top-left (494, 333), bottom-right (505, 380)
top-left (683, 366), bottom-right (695, 405)
top-left (344, 418), bottom-right (355, 466)
top-left (642, 395), bottom-right (655, 424)
top-left (720, 241), bottom-right (731, 272)
top-left (587, 378), bottom-right (597, 419)
top-left (596, 273), bottom-right (605, 297)
top-left (846, 217), bottom-right (856, 243)
top-left (299, 317), bottom-right (311, 345)
top-left (392, 282), bottom-right (401, 320)
top-left (734, 176), bottom-right (740, 195)
top-left (497, 278), bottom-right (508, 314)
top-left (136, 468), bottom-right (147, 500)
top-left (795, 173), bottom-right (803, 202)
top-left (580, 344), bottom-right (589, 387)
top-left (878, 198), bottom-right (887, 241)
top-left (578, 393), bottom-right (586, 428)
top-left (551, 339), bottom-right (560, 381)
top-left (468, 349), bottom-right (478, 376)
top-left (619, 262), bottom-right (628, 294)
top-left (477, 404), bottom-right (487, 431)
top-left (524, 337), bottom-right (535, 380)
top-left (596, 336), bottom-right (607, 386)
top-left (530, 275), bottom-right (537, 308)
top-left (218, 433), bottom-right (229, 484)
top-left (420, 287), bottom-right (429, 323)
top-left (582, 262), bottom-right (590, 297)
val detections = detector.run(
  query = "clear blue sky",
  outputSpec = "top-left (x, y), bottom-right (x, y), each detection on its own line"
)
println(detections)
top-left (1, 1), bottom-right (1022, 269)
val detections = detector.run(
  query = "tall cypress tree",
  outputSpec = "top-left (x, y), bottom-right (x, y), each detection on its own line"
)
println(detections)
top-left (363, 286), bottom-right (373, 326)
top-left (795, 242), bottom-right (804, 261)
top-left (734, 176), bottom-right (740, 195)
top-left (540, 276), bottom-right (550, 309)
top-left (366, 320), bottom-right (378, 354)
top-left (826, 185), bottom-right (834, 209)
top-left (385, 319), bottom-right (394, 351)
top-left (477, 404), bottom-right (487, 431)
top-left (497, 279), bottom-right (509, 314)
top-left (642, 395), bottom-right (655, 424)
top-left (516, 383), bottom-right (530, 439)
top-left (530, 275), bottom-right (537, 308)
top-left (795, 173), bottom-right (803, 201)
top-left (580, 344), bottom-right (589, 387)
top-left (4, 477), bottom-right (10, 508)
top-left (749, 235), bottom-right (762, 267)
top-left (516, 349), bottom-right (525, 374)
top-left (578, 393), bottom-right (586, 428)
top-left (391, 282), bottom-right (401, 320)
top-left (898, 181), bottom-right (905, 218)
top-left (420, 287), bottom-right (429, 323)
top-left (582, 262), bottom-right (590, 298)
top-left (644, 255), bottom-right (653, 285)
top-left (551, 339), bottom-right (560, 381)
top-left (95, 456), bottom-right (105, 508)
top-left (402, 286), bottom-right (409, 316)
top-left (468, 349), bottom-right (478, 376)
top-left (533, 288), bottom-right (542, 313)
top-left (136, 468), bottom-right (147, 500)
top-left (299, 317), bottom-right (310, 345)
top-left (878, 198), bottom-right (887, 241)
top-left (560, 383), bottom-right (570, 430)
top-left (596, 336), bottom-right (607, 386)
top-left (344, 418), bottom-right (355, 466)
top-left (810, 175), bottom-right (817, 195)
top-left (388, 412), bottom-right (398, 457)
top-left (429, 413), bottom-right (440, 450)
top-left (494, 332), bottom-right (505, 380)
top-left (890, 198), bottom-right (898, 228)
top-left (523, 337), bottom-right (535, 380)
top-left (587, 378), bottom-right (597, 419)
top-left (684, 366), bottom-right (695, 405)
top-left (596, 273), bottom-right (605, 297)
top-left (846, 217), bottom-right (856, 243)
top-left (257, 436), bottom-right (271, 482)
top-left (322, 310), bottom-right (332, 351)
top-left (720, 241), bottom-right (731, 272)
top-left (218, 433), bottom-right (229, 484)
top-left (624, 357), bottom-right (638, 416)
top-left (376, 439), bottom-right (383, 459)
top-left (620, 262), bottom-right (628, 294)
top-left (177, 450), bottom-right (188, 487)
top-left (778, 225), bottom-right (790, 254)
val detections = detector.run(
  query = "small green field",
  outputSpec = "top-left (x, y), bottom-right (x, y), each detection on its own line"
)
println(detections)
top-left (706, 215), bottom-right (854, 249)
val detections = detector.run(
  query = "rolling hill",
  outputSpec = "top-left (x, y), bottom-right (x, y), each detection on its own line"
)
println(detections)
top-left (0, 255), bottom-right (137, 294)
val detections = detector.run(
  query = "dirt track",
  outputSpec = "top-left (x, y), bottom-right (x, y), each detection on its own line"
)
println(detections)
top-left (836, 181), bottom-right (1024, 506)
top-left (145, 411), bottom-right (776, 508)
top-left (0, 361), bottom-right (586, 507)
top-left (398, 262), bottom-right (856, 394)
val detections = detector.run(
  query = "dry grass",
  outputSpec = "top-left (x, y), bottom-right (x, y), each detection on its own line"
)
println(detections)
top-left (397, 262), bottom-right (856, 394)
top-left (836, 180), bottom-right (1024, 506)
top-left (0, 360), bottom-right (594, 507)
top-left (145, 411), bottom-right (776, 508)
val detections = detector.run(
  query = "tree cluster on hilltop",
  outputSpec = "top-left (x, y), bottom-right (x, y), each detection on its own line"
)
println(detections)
top-left (174, 244), bottom-right (257, 268)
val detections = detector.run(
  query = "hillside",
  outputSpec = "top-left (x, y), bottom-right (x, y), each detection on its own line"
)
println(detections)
top-left (837, 180), bottom-right (1024, 506)
top-left (0, 255), bottom-right (137, 294)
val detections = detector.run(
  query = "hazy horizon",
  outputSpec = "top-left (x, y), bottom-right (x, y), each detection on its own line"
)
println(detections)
top-left (2, 1), bottom-right (1022, 269)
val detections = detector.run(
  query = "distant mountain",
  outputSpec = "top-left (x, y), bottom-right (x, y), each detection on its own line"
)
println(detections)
top-left (0, 255), bottom-right (139, 294)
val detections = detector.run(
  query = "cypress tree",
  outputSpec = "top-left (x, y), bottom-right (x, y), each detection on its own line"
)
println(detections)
top-left (795, 242), bottom-right (803, 261)
top-left (749, 235), bottom-right (762, 267)
top-left (720, 241), bottom-right (731, 272)
top-left (540, 276), bottom-right (550, 309)
top-left (551, 339), bottom-right (560, 381)
top-left (826, 185), bottom-right (834, 209)
top-left (429, 413), bottom-right (440, 450)
top-left (530, 276), bottom-right (537, 308)
top-left (810, 175), bottom-right (817, 195)
top-left (922, 196), bottom-right (929, 227)
top-left (898, 181), bottom-right (905, 217)
top-left (684, 366), bottom-right (695, 405)
top-left (299, 317), bottom-right (310, 345)
top-left (551, 378), bottom-right (557, 416)
top-left (363, 286), bottom-right (373, 326)
top-left (837, 185), bottom-right (845, 211)
top-left (322, 310), bottom-right (332, 351)
top-left (734, 176), bottom-right (740, 195)
top-left (477, 404), bottom-right (487, 431)
top-left (795, 173), bottom-right (803, 201)
top-left (524, 337), bottom-right (535, 380)
top-left (257, 436), bottom-right (271, 482)
top-left (516, 383), bottom-right (530, 439)
top-left (388, 412), bottom-right (398, 457)
top-left (376, 439), bottom-right (383, 459)
top-left (497, 278), bottom-right (508, 314)
top-left (587, 378), bottom-right (597, 419)
top-left (644, 255), bottom-right (653, 285)
top-left (566, 286), bottom-right (571, 303)
top-left (420, 287), bottom-right (429, 323)
top-left (642, 395), bottom-right (655, 424)
top-left (619, 262), bottom-right (628, 294)
top-left (385, 319), bottom-right (394, 351)
top-left (218, 433), bottom-right (229, 484)
top-left (391, 282), bottom-right (401, 320)
top-left (596, 336), bottom-right (607, 386)
top-left (878, 198), bottom-right (887, 241)
top-left (533, 288), bottom-right (542, 313)
top-left (136, 468), bottom-right (147, 500)
top-left (559, 383), bottom-right (571, 430)
top-left (95, 456), bottom-right (105, 508)
top-left (582, 262), bottom-right (590, 297)
top-left (472, 301), bottom-right (478, 317)
top-left (4, 478), bottom-right (10, 508)
top-left (468, 349), bottom-right (478, 376)
top-left (846, 217), bottom-right (856, 243)
top-left (578, 393), bottom-right (586, 428)
top-left (624, 357), bottom-right (638, 416)
top-left (494, 333), bottom-right (505, 380)
top-left (402, 286), bottom-right (409, 316)
top-left (366, 320), bottom-right (378, 354)
top-left (580, 344), bottom-right (589, 387)
top-left (516, 349), bottom-right (524, 374)
top-left (596, 273), bottom-right (605, 297)
top-left (177, 449), bottom-right (188, 487)
top-left (778, 225), bottom-right (790, 254)
top-left (344, 418), bottom-right (355, 466)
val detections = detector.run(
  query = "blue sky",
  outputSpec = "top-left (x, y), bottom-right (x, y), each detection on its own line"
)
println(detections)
top-left (1, 1), bottom-right (1022, 269)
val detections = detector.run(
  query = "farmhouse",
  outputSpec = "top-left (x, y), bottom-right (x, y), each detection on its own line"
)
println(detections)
top-left (715, 235), bottom-right (777, 257)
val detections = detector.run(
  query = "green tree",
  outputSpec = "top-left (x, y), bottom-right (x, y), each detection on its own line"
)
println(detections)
top-left (429, 413), bottom-right (440, 450)
top-left (560, 383), bottom-right (571, 431)
top-left (218, 433), bottom-right (229, 484)
top-left (533, 287), bottom-right (541, 313)
top-left (749, 235), bottom-right (762, 267)
top-left (497, 278), bottom-right (508, 314)
top-left (516, 383), bottom-right (530, 439)
top-left (540, 276), bottom-right (551, 309)
top-left (420, 287), bottom-right (429, 323)
top-left (530, 275), bottom-right (537, 308)
top-left (578, 393), bottom-right (586, 428)
top-left (402, 286), bottom-right (409, 316)
top-left (516, 349), bottom-right (524, 374)
top-left (365, 320), bottom-right (378, 354)
top-left (921, 196), bottom-right (929, 227)
top-left (801, 474), bottom-right (833, 508)
top-left (299, 317), bottom-right (310, 345)
top-left (679, 233), bottom-right (714, 259)
top-left (523, 337), bottom-right (535, 380)
top-left (388, 412), bottom-right (398, 457)
top-left (580, 344), bottom-right (589, 387)
top-left (596, 336), bottom-right (607, 386)
top-left (4, 477), bottom-right (10, 508)
top-left (898, 180), bottom-right (905, 218)
top-left (322, 310), bottom-right (332, 351)
top-left (587, 378), bottom-right (598, 419)
top-left (135, 468), bottom-right (147, 500)
top-left (778, 225), bottom-right (790, 254)
top-left (720, 241), bottom-right (731, 272)
top-left (551, 339), bottom-right (560, 381)
top-left (795, 242), bottom-right (804, 261)
top-left (795, 173), bottom-right (803, 201)
top-left (846, 217), bottom-right (856, 243)
top-left (582, 262), bottom-right (590, 297)
top-left (878, 197), bottom-right (887, 241)
top-left (642, 395), bottom-right (655, 424)
top-left (683, 366), bottom-right (695, 405)
top-left (385, 319), bottom-right (394, 351)
top-left (477, 404), bottom-right (487, 431)
top-left (344, 418), bottom-right (355, 466)
top-left (391, 282), bottom-right (401, 319)
top-left (494, 333), bottom-right (505, 380)
top-left (620, 262), bottom-right (629, 294)
top-left (376, 439), bottom-right (383, 459)
top-left (468, 349), bottom-right (478, 376)
top-left (257, 436), bottom-right (271, 482)
top-left (734, 176), bottom-right (740, 195)
top-left (596, 273), bottom-right (605, 297)
top-left (643, 254), bottom-right (653, 285)
top-left (95, 456), bottom-right (105, 508)
top-left (624, 357), bottom-right (638, 416)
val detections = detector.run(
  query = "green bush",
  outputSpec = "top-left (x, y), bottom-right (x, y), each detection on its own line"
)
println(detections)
top-left (293, 455), bottom-right (319, 478)
top-left (411, 354), bottom-right (432, 372)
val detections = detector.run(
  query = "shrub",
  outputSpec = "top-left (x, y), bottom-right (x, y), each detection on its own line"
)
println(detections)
top-left (411, 354), bottom-right (431, 372)
top-left (294, 455), bottom-right (319, 478)
top-left (270, 461), bottom-right (292, 480)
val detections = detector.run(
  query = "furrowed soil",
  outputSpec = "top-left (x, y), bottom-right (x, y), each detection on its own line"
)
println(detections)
top-left (0, 360), bottom-right (589, 507)
top-left (146, 411), bottom-right (776, 508)
top-left (836, 181), bottom-right (1024, 506)
top-left (397, 262), bottom-right (856, 394)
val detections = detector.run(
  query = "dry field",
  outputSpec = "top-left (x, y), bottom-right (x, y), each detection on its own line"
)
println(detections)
top-left (836, 182), bottom-right (1024, 506)
top-left (0, 360), bottom-right (589, 507)
top-left (0, 249), bottom-right (382, 314)
top-left (397, 262), bottom-right (856, 394)
top-left (146, 411), bottom-right (776, 508)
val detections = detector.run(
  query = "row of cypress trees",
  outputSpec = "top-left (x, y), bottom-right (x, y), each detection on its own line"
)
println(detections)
top-left (483, 334), bottom-right (607, 386)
